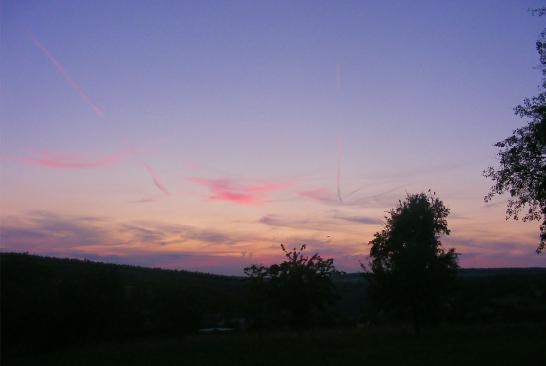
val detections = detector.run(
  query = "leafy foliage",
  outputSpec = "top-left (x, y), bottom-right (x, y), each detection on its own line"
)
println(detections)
top-left (367, 192), bottom-right (459, 332)
top-left (484, 9), bottom-right (546, 253)
top-left (244, 244), bottom-right (341, 329)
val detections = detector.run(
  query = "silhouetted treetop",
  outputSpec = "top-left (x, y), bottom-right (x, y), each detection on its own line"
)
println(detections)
top-left (244, 244), bottom-right (341, 329)
top-left (484, 9), bottom-right (546, 253)
top-left (367, 191), bottom-right (458, 333)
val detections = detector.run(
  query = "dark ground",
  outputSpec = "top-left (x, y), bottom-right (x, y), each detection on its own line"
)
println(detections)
top-left (2, 253), bottom-right (546, 365)
top-left (5, 324), bottom-right (546, 366)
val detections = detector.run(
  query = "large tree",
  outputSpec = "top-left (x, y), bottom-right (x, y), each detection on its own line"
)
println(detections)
top-left (367, 192), bottom-right (458, 333)
top-left (484, 9), bottom-right (546, 254)
top-left (244, 244), bottom-right (340, 329)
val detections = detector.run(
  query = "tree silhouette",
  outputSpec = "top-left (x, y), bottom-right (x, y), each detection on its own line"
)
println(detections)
top-left (367, 191), bottom-right (459, 333)
top-left (244, 244), bottom-right (341, 329)
top-left (484, 8), bottom-right (546, 253)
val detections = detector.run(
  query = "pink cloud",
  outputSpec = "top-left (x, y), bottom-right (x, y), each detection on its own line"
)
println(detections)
top-left (29, 31), bottom-right (104, 117)
top-left (210, 191), bottom-right (258, 204)
top-left (186, 176), bottom-right (291, 205)
top-left (19, 149), bottom-right (134, 169)
top-left (141, 162), bottom-right (169, 195)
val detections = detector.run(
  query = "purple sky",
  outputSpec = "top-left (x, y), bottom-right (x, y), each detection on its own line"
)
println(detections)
top-left (1, 0), bottom-right (545, 274)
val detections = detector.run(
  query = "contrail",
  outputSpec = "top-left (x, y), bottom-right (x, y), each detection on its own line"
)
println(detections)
top-left (335, 63), bottom-right (343, 202)
top-left (28, 31), bottom-right (104, 117)
top-left (336, 139), bottom-right (343, 203)
top-left (141, 162), bottom-right (169, 195)
top-left (336, 63), bottom-right (342, 92)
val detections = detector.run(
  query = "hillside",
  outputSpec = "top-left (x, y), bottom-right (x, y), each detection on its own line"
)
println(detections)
top-left (1, 252), bottom-right (545, 356)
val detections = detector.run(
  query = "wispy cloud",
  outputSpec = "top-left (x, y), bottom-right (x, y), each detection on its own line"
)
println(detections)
top-left (299, 188), bottom-right (339, 204)
top-left (259, 214), bottom-right (335, 231)
top-left (259, 210), bottom-right (382, 233)
top-left (483, 199), bottom-right (508, 209)
top-left (334, 213), bottom-right (382, 225)
top-left (17, 149), bottom-right (134, 169)
top-left (297, 140), bottom-right (405, 208)
top-left (141, 162), bottom-right (169, 195)
top-left (119, 221), bottom-right (246, 247)
top-left (0, 212), bottom-right (256, 275)
top-left (349, 185), bottom-right (405, 207)
top-left (11, 145), bottom-right (171, 201)
top-left (2, 211), bottom-right (542, 273)
top-left (300, 185), bottom-right (403, 208)
top-left (133, 196), bottom-right (163, 204)
top-left (0, 211), bottom-right (246, 254)
top-left (445, 236), bottom-right (538, 254)
top-left (0, 211), bottom-right (115, 253)
top-left (29, 31), bottom-right (104, 117)
top-left (0, 211), bottom-right (276, 274)
top-left (186, 176), bottom-right (291, 205)
top-left (457, 249), bottom-right (546, 268)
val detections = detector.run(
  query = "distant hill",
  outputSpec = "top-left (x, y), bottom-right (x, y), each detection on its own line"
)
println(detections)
top-left (2, 252), bottom-right (544, 280)
top-left (458, 267), bottom-right (546, 277)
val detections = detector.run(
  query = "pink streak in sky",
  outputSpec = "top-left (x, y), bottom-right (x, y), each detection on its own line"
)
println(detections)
top-left (248, 183), bottom-right (291, 192)
top-left (337, 139), bottom-right (344, 203)
top-left (141, 162), bottom-right (169, 195)
top-left (186, 177), bottom-right (290, 205)
top-left (29, 32), bottom-right (104, 117)
top-left (20, 149), bottom-right (134, 169)
top-left (210, 191), bottom-right (258, 204)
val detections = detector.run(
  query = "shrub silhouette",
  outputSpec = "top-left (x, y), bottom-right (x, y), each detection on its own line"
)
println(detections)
top-left (367, 191), bottom-right (459, 333)
top-left (244, 244), bottom-right (341, 330)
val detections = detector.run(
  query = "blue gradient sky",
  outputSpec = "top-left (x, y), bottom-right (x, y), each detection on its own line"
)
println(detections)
top-left (1, 0), bottom-right (545, 274)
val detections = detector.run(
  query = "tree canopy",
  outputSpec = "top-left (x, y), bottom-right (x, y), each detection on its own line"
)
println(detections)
top-left (244, 244), bottom-right (340, 329)
top-left (484, 9), bottom-right (546, 253)
top-left (367, 192), bottom-right (459, 332)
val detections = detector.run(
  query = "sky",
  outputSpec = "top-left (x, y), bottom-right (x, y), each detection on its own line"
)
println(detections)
top-left (1, 0), bottom-right (545, 274)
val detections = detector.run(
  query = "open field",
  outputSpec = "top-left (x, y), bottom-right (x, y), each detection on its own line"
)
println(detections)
top-left (5, 324), bottom-right (546, 366)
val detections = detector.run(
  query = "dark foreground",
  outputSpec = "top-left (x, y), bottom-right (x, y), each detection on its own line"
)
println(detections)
top-left (5, 324), bottom-right (545, 366)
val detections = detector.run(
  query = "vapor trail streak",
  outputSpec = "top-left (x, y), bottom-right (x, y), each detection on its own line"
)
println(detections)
top-left (337, 139), bottom-right (343, 203)
top-left (29, 32), bottom-right (104, 117)
top-left (336, 63), bottom-right (342, 92)
top-left (141, 162), bottom-right (169, 195)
